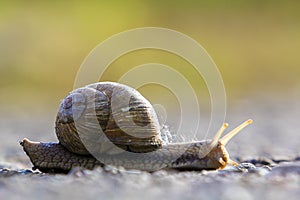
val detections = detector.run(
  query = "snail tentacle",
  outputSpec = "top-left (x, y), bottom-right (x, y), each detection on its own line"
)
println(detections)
top-left (220, 119), bottom-right (253, 145)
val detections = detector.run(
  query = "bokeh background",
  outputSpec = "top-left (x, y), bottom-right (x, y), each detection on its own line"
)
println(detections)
top-left (0, 0), bottom-right (299, 163)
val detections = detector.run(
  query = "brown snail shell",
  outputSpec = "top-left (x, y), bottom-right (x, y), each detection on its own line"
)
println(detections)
top-left (55, 82), bottom-right (163, 155)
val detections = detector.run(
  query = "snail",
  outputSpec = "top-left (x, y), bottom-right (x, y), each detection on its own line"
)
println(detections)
top-left (20, 82), bottom-right (252, 173)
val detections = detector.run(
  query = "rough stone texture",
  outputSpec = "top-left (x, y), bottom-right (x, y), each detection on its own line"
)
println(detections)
top-left (0, 160), bottom-right (299, 200)
top-left (0, 95), bottom-right (299, 199)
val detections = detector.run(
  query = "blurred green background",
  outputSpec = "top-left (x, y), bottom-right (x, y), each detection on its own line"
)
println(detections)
top-left (1, 0), bottom-right (300, 110)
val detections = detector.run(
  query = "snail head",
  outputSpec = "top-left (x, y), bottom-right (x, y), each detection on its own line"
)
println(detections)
top-left (202, 119), bottom-right (253, 169)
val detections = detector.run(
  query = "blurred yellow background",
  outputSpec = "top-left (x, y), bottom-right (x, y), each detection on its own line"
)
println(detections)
top-left (1, 0), bottom-right (300, 109)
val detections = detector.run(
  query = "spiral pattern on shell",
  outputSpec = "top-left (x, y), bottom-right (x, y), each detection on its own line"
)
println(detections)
top-left (55, 82), bottom-right (163, 155)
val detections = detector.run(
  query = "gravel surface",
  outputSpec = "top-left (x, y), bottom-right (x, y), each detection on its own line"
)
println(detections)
top-left (0, 161), bottom-right (299, 200)
top-left (0, 94), bottom-right (299, 200)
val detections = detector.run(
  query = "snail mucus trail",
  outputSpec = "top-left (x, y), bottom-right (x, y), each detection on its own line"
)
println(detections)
top-left (20, 82), bottom-right (253, 173)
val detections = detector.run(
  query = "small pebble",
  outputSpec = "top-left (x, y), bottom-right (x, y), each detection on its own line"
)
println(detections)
top-left (152, 170), bottom-right (168, 177)
top-left (236, 162), bottom-right (257, 172)
top-left (68, 167), bottom-right (86, 177)
top-left (104, 165), bottom-right (120, 174)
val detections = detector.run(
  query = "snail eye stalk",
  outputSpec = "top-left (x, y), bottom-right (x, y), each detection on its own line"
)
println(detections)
top-left (210, 123), bottom-right (228, 148)
top-left (220, 119), bottom-right (253, 146)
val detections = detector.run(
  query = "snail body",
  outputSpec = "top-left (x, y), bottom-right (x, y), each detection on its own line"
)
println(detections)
top-left (21, 82), bottom-right (252, 173)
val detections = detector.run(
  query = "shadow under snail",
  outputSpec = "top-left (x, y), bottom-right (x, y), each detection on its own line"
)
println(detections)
top-left (20, 82), bottom-right (253, 173)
